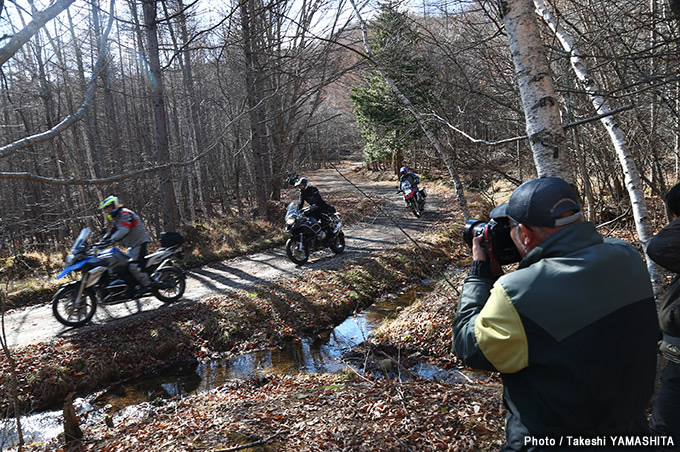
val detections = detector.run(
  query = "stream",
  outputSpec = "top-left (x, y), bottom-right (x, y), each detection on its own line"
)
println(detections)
top-left (0, 283), bottom-right (471, 449)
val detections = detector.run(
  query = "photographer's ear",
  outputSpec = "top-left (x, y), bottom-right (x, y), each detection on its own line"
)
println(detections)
top-left (516, 224), bottom-right (533, 246)
top-left (510, 223), bottom-right (534, 257)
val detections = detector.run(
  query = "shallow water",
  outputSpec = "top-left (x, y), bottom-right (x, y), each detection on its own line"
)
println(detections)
top-left (2, 283), bottom-right (468, 448)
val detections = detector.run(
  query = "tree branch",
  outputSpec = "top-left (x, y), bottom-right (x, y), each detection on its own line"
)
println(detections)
top-left (0, 0), bottom-right (114, 159)
top-left (0, 105), bottom-right (253, 185)
top-left (0, 0), bottom-right (76, 68)
top-left (430, 104), bottom-right (634, 147)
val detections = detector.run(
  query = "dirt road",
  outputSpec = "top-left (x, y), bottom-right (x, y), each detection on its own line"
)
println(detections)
top-left (3, 166), bottom-right (447, 348)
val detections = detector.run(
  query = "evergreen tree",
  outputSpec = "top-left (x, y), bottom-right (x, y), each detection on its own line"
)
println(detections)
top-left (350, 2), bottom-right (435, 166)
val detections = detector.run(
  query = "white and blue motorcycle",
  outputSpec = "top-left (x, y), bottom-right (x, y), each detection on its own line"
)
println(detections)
top-left (52, 227), bottom-right (186, 327)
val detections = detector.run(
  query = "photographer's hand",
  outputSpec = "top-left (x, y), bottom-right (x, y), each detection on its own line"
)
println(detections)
top-left (472, 235), bottom-right (504, 278)
top-left (471, 235), bottom-right (487, 261)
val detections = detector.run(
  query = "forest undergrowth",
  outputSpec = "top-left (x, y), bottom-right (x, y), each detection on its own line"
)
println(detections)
top-left (3, 172), bottom-right (672, 451)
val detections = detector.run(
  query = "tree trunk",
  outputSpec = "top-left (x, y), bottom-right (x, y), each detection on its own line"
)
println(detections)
top-left (92, 0), bottom-right (122, 171)
top-left (174, 0), bottom-right (215, 217)
top-left (66, 8), bottom-right (102, 204)
top-left (240, 0), bottom-right (270, 218)
top-left (501, 0), bottom-right (571, 179)
top-left (142, 0), bottom-right (179, 231)
top-left (534, 0), bottom-right (663, 294)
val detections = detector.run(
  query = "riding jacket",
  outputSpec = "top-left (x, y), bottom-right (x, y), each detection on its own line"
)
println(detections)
top-left (399, 172), bottom-right (420, 188)
top-left (454, 221), bottom-right (658, 450)
top-left (297, 185), bottom-right (334, 217)
top-left (108, 208), bottom-right (151, 248)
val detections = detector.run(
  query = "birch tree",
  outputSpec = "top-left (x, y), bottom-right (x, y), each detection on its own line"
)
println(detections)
top-left (533, 0), bottom-right (663, 293)
top-left (239, 0), bottom-right (271, 218)
top-left (499, 0), bottom-right (571, 179)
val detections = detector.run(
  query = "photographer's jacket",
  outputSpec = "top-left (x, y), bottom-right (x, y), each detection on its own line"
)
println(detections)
top-left (454, 222), bottom-right (658, 449)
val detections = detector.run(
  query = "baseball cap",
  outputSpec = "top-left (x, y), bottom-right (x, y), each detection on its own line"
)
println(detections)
top-left (490, 177), bottom-right (582, 228)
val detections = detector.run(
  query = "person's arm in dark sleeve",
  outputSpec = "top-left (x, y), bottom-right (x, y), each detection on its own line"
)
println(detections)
top-left (647, 218), bottom-right (680, 273)
top-left (297, 190), bottom-right (305, 211)
top-left (452, 233), bottom-right (529, 374)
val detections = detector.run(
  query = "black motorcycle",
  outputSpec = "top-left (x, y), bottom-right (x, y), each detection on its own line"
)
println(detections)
top-left (52, 227), bottom-right (186, 327)
top-left (284, 202), bottom-right (345, 265)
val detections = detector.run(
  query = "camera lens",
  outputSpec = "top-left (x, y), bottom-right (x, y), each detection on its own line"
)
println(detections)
top-left (463, 219), bottom-right (487, 247)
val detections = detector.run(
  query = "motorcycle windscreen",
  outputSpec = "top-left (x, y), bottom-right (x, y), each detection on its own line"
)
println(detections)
top-left (285, 202), bottom-right (300, 222)
top-left (71, 227), bottom-right (92, 253)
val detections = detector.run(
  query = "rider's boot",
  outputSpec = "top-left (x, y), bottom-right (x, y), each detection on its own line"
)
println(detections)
top-left (130, 285), bottom-right (151, 298)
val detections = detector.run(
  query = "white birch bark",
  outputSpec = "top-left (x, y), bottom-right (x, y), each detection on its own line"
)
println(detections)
top-left (348, 0), bottom-right (471, 220)
top-left (501, 0), bottom-right (571, 180)
top-left (534, 0), bottom-right (663, 294)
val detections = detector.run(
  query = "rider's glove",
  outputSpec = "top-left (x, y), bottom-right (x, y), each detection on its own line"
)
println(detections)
top-left (98, 239), bottom-right (113, 248)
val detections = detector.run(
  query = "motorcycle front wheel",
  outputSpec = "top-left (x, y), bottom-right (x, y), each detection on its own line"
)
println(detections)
top-left (52, 282), bottom-right (97, 327)
top-left (286, 238), bottom-right (309, 265)
top-left (152, 267), bottom-right (185, 303)
top-left (329, 231), bottom-right (345, 254)
top-left (410, 199), bottom-right (422, 218)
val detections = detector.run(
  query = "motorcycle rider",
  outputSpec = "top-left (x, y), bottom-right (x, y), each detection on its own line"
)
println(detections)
top-left (98, 196), bottom-right (153, 298)
top-left (398, 167), bottom-right (424, 206)
top-left (295, 177), bottom-right (336, 232)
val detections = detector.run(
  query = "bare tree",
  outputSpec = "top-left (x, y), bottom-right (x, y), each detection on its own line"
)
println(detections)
top-left (0, 0), bottom-right (75, 67)
top-left (141, 0), bottom-right (179, 231)
top-left (533, 0), bottom-right (663, 292)
top-left (239, 0), bottom-right (271, 218)
top-left (499, 0), bottom-right (571, 179)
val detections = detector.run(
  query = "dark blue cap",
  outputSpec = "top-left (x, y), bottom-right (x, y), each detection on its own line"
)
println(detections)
top-left (490, 177), bottom-right (582, 228)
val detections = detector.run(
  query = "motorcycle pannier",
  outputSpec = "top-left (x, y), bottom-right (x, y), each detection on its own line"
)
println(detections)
top-left (160, 231), bottom-right (184, 247)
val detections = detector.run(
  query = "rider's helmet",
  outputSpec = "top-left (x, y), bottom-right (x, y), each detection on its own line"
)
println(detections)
top-left (400, 167), bottom-right (408, 176)
top-left (98, 196), bottom-right (122, 221)
top-left (295, 177), bottom-right (308, 189)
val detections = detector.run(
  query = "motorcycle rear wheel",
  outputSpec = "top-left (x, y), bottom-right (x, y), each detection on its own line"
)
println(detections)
top-left (329, 231), bottom-right (345, 254)
top-left (286, 238), bottom-right (309, 265)
top-left (52, 282), bottom-right (97, 327)
top-left (152, 267), bottom-right (185, 303)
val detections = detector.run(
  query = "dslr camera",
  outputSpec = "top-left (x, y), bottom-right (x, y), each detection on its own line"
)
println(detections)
top-left (463, 218), bottom-right (521, 265)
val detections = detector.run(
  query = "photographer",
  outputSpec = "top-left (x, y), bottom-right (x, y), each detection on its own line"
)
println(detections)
top-left (453, 177), bottom-right (658, 451)
top-left (647, 182), bottom-right (680, 449)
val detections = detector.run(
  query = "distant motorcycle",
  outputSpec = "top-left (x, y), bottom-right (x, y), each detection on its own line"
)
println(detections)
top-left (398, 180), bottom-right (426, 218)
top-left (52, 227), bottom-right (186, 327)
top-left (284, 202), bottom-right (345, 265)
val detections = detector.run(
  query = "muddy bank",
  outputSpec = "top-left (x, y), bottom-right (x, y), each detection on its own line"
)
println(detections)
top-left (21, 373), bottom-right (505, 451)
top-left (16, 271), bottom-right (508, 451)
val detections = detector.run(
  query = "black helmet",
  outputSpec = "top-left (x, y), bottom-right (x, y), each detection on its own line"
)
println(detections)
top-left (295, 177), bottom-right (308, 188)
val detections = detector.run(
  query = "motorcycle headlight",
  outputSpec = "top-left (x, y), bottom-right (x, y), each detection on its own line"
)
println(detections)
top-left (286, 217), bottom-right (296, 226)
top-left (65, 254), bottom-right (75, 265)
